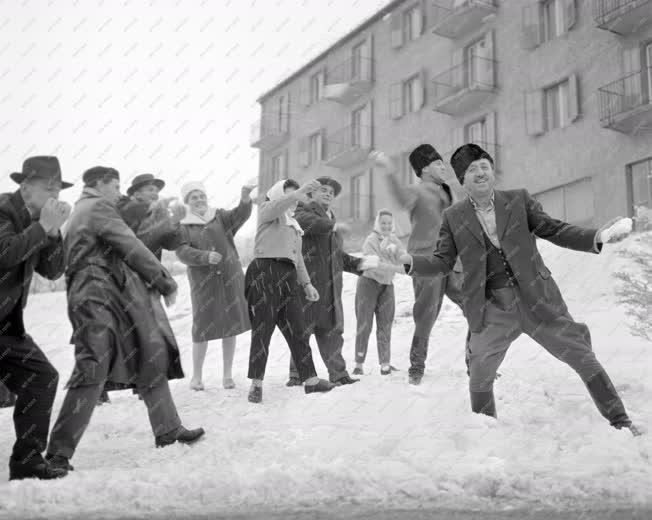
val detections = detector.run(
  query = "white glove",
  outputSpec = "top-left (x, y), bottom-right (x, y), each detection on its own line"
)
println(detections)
top-left (359, 255), bottom-right (380, 271)
top-left (599, 217), bottom-right (633, 244)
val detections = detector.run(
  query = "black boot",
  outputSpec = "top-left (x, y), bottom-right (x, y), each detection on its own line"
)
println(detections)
top-left (97, 389), bottom-right (110, 405)
top-left (305, 379), bottom-right (336, 394)
top-left (585, 371), bottom-right (630, 429)
top-left (155, 426), bottom-right (205, 448)
top-left (333, 375), bottom-right (359, 386)
top-left (9, 454), bottom-right (67, 481)
top-left (285, 376), bottom-right (302, 387)
top-left (470, 390), bottom-right (497, 418)
top-left (248, 386), bottom-right (263, 403)
top-left (45, 454), bottom-right (74, 472)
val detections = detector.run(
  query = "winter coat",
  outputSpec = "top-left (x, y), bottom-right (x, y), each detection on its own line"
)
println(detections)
top-left (176, 199), bottom-right (252, 341)
top-left (0, 190), bottom-right (65, 336)
top-left (410, 189), bottom-right (601, 333)
top-left (64, 187), bottom-right (181, 390)
top-left (362, 231), bottom-right (404, 285)
top-left (295, 201), bottom-right (362, 331)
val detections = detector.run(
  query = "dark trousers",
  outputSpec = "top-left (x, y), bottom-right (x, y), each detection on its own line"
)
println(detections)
top-left (246, 258), bottom-right (318, 382)
top-left (47, 379), bottom-right (181, 459)
top-left (354, 276), bottom-right (395, 365)
top-left (468, 286), bottom-right (629, 424)
top-left (0, 335), bottom-right (59, 460)
top-left (288, 322), bottom-right (350, 383)
top-left (410, 271), bottom-right (468, 378)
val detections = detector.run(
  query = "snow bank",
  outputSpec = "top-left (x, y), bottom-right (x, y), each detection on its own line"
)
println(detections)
top-left (1, 234), bottom-right (651, 518)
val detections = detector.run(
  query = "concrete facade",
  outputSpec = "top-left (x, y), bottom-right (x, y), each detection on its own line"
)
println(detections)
top-left (252, 0), bottom-right (652, 235)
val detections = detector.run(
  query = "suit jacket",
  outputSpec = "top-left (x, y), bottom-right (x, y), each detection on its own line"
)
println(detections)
top-left (0, 190), bottom-right (64, 336)
top-left (295, 201), bottom-right (362, 331)
top-left (411, 189), bottom-right (600, 333)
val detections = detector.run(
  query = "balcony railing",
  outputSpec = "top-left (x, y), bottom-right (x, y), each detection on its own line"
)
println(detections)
top-left (250, 115), bottom-right (290, 150)
top-left (593, 0), bottom-right (652, 34)
top-left (431, 0), bottom-right (497, 39)
top-left (323, 57), bottom-right (374, 104)
top-left (431, 56), bottom-right (497, 115)
top-left (324, 124), bottom-right (373, 169)
top-left (598, 68), bottom-right (652, 133)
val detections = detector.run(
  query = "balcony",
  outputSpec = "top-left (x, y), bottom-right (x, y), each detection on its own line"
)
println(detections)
top-left (250, 115), bottom-right (290, 150)
top-left (593, 0), bottom-right (652, 35)
top-left (431, 0), bottom-right (497, 40)
top-left (323, 57), bottom-right (374, 105)
top-left (324, 125), bottom-right (373, 169)
top-left (431, 56), bottom-right (497, 115)
top-left (598, 68), bottom-right (652, 133)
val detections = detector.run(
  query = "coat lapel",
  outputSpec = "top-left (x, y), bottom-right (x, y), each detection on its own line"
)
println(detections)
top-left (459, 198), bottom-right (484, 244)
top-left (494, 190), bottom-right (514, 241)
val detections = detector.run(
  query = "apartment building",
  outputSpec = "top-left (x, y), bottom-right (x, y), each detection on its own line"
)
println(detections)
top-left (251, 0), bottom-right (652, 235)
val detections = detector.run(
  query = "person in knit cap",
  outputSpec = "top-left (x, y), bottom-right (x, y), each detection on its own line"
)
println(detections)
top-left (175, 180), bottom-right (254, 391)
top-left (384, 143), bottom-right (640, 435)
top-left (370, 146), bottom-right (467, 385)
top-left (353, 209), bottom-right (406, 376)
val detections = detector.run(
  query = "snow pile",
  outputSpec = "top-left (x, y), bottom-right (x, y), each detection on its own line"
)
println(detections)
top-left (1, 234), bottom-right (651, 518)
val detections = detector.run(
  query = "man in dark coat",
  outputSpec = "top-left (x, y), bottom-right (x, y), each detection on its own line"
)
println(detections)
top-left (0, 156), bottom-right (72, 480)
top-left (387, 143), bottom-right (639, 435)
top-left (45, 166), bottom-right (205, 472)
top-left (287, 176), bottom-right (363, 386)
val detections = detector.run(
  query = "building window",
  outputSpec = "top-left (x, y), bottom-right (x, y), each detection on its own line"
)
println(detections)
top-left (351, 106), bottom-right (364, 146)
top-left (403, 4), bottom-right (422, 43)
top-left (308, 132), bottom-right (322, 165)
top-left (534, 178), bottom-right (594, 225)
top-left (277, 95), bottom-right (285, 132)
top-left (309, 71), bottom-right (322, 104)
top-left (270, 153), bottom-right (284, 185)
top-left (466, 119), bottom-right (486, 143)
top-left (352, 42), bottom-right (364, 80)
top-left (465, 37), bottom-right (491, 86)
top-left (403, 75), bottom-right (421, 113)
top-left (350, 175), bottom-right (362, 220)
top-left (629, 158), bottom-right (652, 213)
top-left (542, 0), bottom-right (564, 42)
top-left (544, 79), bottom-right (569, 131)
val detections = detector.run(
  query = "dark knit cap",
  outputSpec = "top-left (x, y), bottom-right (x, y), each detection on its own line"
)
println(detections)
top-left (450, 143), bottom-right (494, 184)
top-left (409, 144), bottom-right (443, 178)
top-left (83, 166), bottom-right (120, 185)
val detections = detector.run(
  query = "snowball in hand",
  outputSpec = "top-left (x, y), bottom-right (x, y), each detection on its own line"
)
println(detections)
top-left (600, 217), bottom-right (633, 243)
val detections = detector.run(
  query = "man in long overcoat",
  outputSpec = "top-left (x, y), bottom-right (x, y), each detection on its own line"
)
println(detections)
top-left (46, 166), bottom-right (204, 472)
top-left (287, 176), bottom-right (362, 386)
top-left (0, 156), bottom-right (71, 480)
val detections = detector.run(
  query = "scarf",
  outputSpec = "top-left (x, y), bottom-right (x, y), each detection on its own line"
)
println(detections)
top-left (179, 205), bottom-right (218, 225)
top-left (266, 180), bottom-right (303, 236)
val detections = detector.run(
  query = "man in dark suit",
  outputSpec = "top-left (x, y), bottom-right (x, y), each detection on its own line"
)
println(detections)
top-left (386, 143), bottom-right (638, 434)
top-left (0, 156), bottom-right (72, 479)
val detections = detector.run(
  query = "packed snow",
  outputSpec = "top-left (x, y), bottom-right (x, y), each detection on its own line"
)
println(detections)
top-left (1, 234), bottom-right (651, 518)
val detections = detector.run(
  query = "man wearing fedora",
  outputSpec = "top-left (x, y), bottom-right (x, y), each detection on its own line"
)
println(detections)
top-left (370, 146), bottom-right (468, 386)
top-left (0, 156), bottom-right (72, 480)
top-left (45, 166), bottom-right (204, 473)
top-left (385, 143), bottom-right (639, 435)
top-left (96, 173), bottom-right (193, 405)
top-left (286, 176), bottom-right (363, 387)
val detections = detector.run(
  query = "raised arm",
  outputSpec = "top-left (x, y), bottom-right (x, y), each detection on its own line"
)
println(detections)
top-left (92, 199), bottom-right (177, 296)
top-left (0, 207), bottom-right (51, 269)
top-left (222, 197), bottom-right (253, 235)
top-left (294, 204), bottom-right (335, 236)
top-left (257, 193), bottom-right (302, 223)
top-left (35, 233), bottom-right (65, 280)
top-left (524, 189), bottom-right (600, 253)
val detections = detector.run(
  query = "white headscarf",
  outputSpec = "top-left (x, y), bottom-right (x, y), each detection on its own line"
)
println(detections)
top-left (373, 209), bottom-right (396, 236)
top-left (267, 179), bottom-right (303, 236)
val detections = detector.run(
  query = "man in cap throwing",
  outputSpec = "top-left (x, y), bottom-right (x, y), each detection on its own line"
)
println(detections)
top-left (385, 143), bottom-right (640, 435)
top-left (370, 146), bottom-right (467, 385)
top-left (0, 156), bottom-right (72, 479)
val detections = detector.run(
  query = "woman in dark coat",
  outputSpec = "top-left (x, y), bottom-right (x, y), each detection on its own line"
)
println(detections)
top-left (176, 181), bottom-right (253, 391)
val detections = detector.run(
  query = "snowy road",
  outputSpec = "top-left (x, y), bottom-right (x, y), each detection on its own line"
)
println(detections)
top-left (1, 234), bottom-right (651, 519)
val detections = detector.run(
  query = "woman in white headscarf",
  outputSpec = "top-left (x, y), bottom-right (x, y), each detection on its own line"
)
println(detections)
top-left (176, 181), bottom-right (254, 391)
top-left (245, 178), bottom-right (335, 404)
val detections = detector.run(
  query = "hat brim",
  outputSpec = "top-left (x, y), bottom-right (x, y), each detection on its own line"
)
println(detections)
top-left (10, 172), bottom-right (73, 189)
top-left (316, 177), bottom-right (342, 197)
top-left (127, 179), bottom-right (165, 196)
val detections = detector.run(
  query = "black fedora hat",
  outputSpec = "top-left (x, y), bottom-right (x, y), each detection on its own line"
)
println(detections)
top-left (127, 173), bottom-right (165, 196)
top-left (10, 156), bottom-right (73, 189)
top-left (315, 176), bottom-right (342, 197)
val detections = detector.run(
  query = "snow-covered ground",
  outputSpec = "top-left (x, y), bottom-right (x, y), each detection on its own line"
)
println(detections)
top-left (1, 234), bottom-right (651, 519)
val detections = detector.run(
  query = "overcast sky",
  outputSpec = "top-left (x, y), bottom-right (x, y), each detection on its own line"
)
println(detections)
top-left (0, 0), bottom-right (387, 231)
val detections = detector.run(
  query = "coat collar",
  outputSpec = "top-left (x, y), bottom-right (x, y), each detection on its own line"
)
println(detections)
top-left (304, 200), bottom-right (336, 221)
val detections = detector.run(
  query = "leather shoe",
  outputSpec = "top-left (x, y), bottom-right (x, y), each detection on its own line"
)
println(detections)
top-left (304, 379), bottom-right (336, 394)
top-left (248, 386), bottom-right (263, 403)
top-left (333, 375), bottom-right (359, 386)
top-left (155, 426), bottom-right (205, 448)
top-left (9, 455), bottom-right (67, 481)
top-left (285, 376), bottom-right (302, 387)
top-left (45, 454), bottom-right (74, 472)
